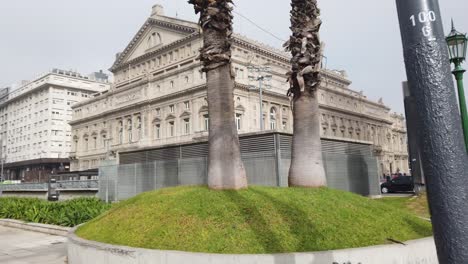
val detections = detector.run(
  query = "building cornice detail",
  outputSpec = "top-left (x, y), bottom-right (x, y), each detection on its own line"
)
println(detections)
top-left (70, 84), bottom-right (208, 126)
top-left (111, 18), bottom-right (198, 71)
top-left (112, 32), bottom-right (200, 72)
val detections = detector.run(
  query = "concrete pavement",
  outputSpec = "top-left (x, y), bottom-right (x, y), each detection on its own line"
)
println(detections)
top-left (0, 225), bottom-right (67, 264)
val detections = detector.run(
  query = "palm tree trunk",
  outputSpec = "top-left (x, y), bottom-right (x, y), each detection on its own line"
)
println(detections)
top-left (207, 64), bottom-right (247, 189)
top-left (289, 90), bottom-right (326, 187)
top-left (287, 0), bottom-right (327, 187)
top-left (189, 0), bottom-right (247, 190)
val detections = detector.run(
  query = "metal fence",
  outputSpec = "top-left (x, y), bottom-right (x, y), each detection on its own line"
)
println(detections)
top-left (0, 180), bottom-right (99, 191)
top-left (99, 150), bottom-right (379, 202)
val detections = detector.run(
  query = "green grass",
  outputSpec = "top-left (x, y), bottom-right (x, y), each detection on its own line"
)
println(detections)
top-left (77, 186), bottom-right (432, 254)
top-left (378, 193), bottom-right (430, 219)
top-left (0, 197), bottom-right (111, 227)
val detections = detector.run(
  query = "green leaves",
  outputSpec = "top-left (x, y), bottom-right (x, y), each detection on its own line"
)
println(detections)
top-left (0, 197), bottom-right (111, 227)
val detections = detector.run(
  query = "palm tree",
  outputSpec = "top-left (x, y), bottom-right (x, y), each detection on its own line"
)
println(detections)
top-left (188, 0), bottom-right (248, 190)
top-left (286, 0), bottom-right (327, 187)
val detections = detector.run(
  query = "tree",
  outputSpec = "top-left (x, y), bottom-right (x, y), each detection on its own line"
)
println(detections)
top-left (286, 0), bottom-right (327, 187)
top-left (188, 0), bottom-right (248, 190)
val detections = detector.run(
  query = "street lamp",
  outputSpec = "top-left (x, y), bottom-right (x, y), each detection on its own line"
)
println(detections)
top-left (446, 20), bottom-right (468, 150)
top-left (248, 66), bottom-right (272, 131)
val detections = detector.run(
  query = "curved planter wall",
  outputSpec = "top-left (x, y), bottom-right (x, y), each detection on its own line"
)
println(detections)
top-left (68, 230), bottom-right (438, 264)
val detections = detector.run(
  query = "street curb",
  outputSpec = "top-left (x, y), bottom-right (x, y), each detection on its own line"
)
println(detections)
top-left (0, 219), bottom-right (71, 236)
top-left (68, 226), bottom-right (438, 264)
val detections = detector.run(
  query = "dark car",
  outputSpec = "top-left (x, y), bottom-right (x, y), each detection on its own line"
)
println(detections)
top-left (381, 176), bottom-right (414, 194)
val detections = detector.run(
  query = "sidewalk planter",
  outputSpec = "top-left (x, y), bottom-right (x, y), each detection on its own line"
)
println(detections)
top-left (68, 228), bottom-right (438, 264)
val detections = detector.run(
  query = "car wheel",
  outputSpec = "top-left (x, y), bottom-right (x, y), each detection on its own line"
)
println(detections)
top-left (381, 187), bottom-right (389, 194)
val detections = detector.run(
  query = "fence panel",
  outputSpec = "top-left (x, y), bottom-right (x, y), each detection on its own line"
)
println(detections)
top-left (98, 150), bottom-right (379, 201)
top-left (178, 157), bottom-right (207, 186)
top-left (242, 152), bottom-right (278, 186)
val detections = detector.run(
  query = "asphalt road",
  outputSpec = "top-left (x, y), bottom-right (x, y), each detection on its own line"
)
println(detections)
top-left (382, 193), bottom-right (415, 198)
top-left (0, 226), bottom-right (67, 264)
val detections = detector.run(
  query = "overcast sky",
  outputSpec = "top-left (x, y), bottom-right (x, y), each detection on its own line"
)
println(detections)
top-left (0, 0), bottom-right (467, 113)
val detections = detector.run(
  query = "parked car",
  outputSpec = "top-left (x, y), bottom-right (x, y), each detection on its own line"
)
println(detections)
top-left (381, 176), bottom-right (414, 194)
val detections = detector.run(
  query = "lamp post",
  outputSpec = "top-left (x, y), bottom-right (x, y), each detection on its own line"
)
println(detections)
top-left (248, 66), bottom-right (272, 131)
top-left (446, 20), bottom-right (468, 150)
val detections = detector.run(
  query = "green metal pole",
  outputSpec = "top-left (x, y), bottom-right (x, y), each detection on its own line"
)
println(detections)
top-left (453, 61), bottom-right (468, 151)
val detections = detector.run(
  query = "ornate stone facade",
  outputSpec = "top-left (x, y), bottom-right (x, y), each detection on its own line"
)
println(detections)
top-left (70, 5), bottom-right (408, 175)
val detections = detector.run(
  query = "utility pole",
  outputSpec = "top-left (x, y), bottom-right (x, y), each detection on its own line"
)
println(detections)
top-left (248, 66), bottom-right (272, 131)
top-left (396, 0), bottom-right (468, 263)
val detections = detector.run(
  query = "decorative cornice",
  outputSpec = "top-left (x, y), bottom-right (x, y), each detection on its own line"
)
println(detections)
top-left (232, 34), bottom-right (290, 64)
top-left (70, 84), bottom-right (208, 126)
top-left (111, 18), bottom-right (198, 71)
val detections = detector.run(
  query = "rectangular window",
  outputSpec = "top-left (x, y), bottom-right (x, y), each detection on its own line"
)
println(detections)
top-left (170, 105), bottom-right (175, 113)
top-left (169, 121), bottom-right (175, 137)
top-left (184, 118), bottom-right (190, 135)
top-left (236, 114), bottom-right (242, 131)
top-left (204, 114), bottom-right (209, 131)
top-left (184, 101), bottom-right (190, 110)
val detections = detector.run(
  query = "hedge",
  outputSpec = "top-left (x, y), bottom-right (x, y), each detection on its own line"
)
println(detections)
top-left (0, 197), bottom-right (110, 227)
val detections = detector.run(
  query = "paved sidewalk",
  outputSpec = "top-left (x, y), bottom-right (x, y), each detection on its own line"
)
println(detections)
top-left (0, 225), bottom-right (67, 264)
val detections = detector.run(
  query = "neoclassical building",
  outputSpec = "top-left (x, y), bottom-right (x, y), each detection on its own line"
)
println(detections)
top-left (70, 4), bottom-right (408, 175)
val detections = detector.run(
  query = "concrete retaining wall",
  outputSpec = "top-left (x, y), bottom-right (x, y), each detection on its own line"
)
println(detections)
top-left (68, 229), bottom-right (438, 264)
top-left (0, 219), bottom-right (71, 236)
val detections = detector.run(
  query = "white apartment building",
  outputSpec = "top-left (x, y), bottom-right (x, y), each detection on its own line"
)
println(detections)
top-left (70, 4), bottom-right (409, 175)
top-left (0, 69), bottom-right (110, 181)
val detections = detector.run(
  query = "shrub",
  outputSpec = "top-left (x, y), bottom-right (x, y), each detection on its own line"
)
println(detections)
top-left (0, 197), bottom-right (110, 227)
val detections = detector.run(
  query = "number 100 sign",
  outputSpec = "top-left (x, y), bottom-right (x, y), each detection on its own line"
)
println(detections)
top-left (410, 11), bottom-right (437, 38)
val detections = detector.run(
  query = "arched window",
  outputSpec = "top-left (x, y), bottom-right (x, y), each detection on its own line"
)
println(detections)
top-left (270, 107), bottom-right (277, 130)
top-left (147, 32), bottom-right (162, 49)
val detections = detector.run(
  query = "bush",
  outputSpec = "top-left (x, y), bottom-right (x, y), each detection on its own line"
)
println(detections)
top-left (0, 197), bottom-right (111, 227)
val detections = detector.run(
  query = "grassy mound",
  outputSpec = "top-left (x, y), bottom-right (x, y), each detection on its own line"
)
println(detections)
top-left (77, 186), bottom-right (432, 254)
top-left (378, 193), bottom-right (430, 219)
